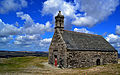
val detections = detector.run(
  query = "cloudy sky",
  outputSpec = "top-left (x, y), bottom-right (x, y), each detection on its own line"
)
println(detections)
top-left (0, 0), bottom-right (120, 53)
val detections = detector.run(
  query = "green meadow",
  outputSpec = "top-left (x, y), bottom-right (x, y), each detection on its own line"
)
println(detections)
top-left (0, 56), bottom-right (120, 75)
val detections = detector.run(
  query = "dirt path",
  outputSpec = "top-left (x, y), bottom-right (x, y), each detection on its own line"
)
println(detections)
top-left (40, 62), bottom-right (105, 75)
top-left (18, 62), bottom-right (83, 75)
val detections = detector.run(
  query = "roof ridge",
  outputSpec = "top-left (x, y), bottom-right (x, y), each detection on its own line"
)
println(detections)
top-left (64, 30), bottom-right (102, 37)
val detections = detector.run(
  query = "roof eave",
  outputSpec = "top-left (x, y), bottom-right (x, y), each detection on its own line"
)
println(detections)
top-left (67, 49), bottom-right (117, 52)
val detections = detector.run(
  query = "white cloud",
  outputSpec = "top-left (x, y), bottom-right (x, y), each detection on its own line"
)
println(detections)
top-left (74, 28), bottom-right (94, 34)
top-left (72, 16), bottom-right (98, 27)
top-left (42, 0), bottom-right (75, 17)
top-left (40, 38), bottom-right (52, 44)
top-left (106, 34), bottom-right (120, 43)
top-left (16, 12), bottom-right (34, 28)
top-left (0, 35), bottom-right (13, 49)
top-left (116, 25), bottom-right (120, 35)
top-left (42, 0), bottom-right (76, 30)
top-left (0, 19), bottom-right (21, 36)
top-left (0, 19), bottom-right (5, 30)
top-left (39, 38), bottom-right (52, 50)
top-left (13, 35), bottom-right (52, 50)
top-left (14, 41), bottom-right (22, 45)
top-left (42, 0), bottom-right (119, 28)
top-left (15, 35), bottom-right (39, 41)
top-left (12, 34), bottom-right (40, 50)
top-left (23, 21), bottom-right (53, 35)
top-left (73, 0), bottom-right (119, 26)
top-left (16, 12), bottom-right (53, 35)
top-left (0, 12), bottom-right (53, 36)
top-left (0, 11), bottom-right (53, 51)
top-left (1, 25), bottom-right (21, 35)
top-left (0, 0), bottom-right (27, 14)
top-left (106, 34), bottom-right (120, 51)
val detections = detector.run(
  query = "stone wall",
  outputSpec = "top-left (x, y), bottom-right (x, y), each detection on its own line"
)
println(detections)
top-left (48, 29), bottom-right (67, 68)
top-left (48, 30), bottom-right (59, 65)
top-left (66, 51), bottom-right (118, 68)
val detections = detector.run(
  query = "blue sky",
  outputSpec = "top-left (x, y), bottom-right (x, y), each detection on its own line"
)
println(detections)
top-left (0, 0), bottom-right (120, 53)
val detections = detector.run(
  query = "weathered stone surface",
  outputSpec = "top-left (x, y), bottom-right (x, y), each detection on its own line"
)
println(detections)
top-left (48, 11), bottom-right (118, 68)
top-left (66, 51), bottom-right (118, 68)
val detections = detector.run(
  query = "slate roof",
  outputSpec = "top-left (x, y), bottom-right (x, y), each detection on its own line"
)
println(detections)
top-left (62, 30), bottom-right (117, 52)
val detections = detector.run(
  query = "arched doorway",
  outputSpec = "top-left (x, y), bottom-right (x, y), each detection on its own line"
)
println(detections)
top-left (54, 55), bottom-right (57, 58)
top-left (54, 55), bottom-right (57, 67)
top-left (96, 59), bottom-right (100, 65)
top-left (53, 50), bottom-right (58, 66)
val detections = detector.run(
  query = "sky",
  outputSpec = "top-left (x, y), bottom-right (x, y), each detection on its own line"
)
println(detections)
top-left (0, 0), bottom-right (120, 53)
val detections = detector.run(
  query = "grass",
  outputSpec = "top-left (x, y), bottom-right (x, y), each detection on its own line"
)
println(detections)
top-left (84, 63), bottom-right (120, 75)
top-left (0, 57), bottom-right (120, 75)
top-left (0, 56), bottom-right (48, 72)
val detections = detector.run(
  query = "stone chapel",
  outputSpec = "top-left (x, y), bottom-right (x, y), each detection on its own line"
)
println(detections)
top-left (48, 11), bottom-right (118, 68)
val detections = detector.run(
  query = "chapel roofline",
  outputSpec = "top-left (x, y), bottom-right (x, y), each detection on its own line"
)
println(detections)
top-left (63, 30), bottom-right (102, 37)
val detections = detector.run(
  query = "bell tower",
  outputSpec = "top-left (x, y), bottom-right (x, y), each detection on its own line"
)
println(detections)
top-left (55, 11), bottom-right (64, 32)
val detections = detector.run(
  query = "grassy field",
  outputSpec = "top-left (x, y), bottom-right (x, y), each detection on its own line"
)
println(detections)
top-left (0, 57), bottom-right (48, 73)
top-left (0, 56), bottom-right (120, 75)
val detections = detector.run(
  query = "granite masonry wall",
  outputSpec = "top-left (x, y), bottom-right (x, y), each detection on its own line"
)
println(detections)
top-left (48, 29), bottom-right (67, 67)
top-left (66, 51), bottom-right (118, 68)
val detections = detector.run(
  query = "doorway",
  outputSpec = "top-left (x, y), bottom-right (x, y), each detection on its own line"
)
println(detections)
top-left (54, 55), bottom-right (57, 58)
top-left (96, 59), bottom-right (100, 65)
top-left (53, 50), bottom-right (58, 66)
top-left (54, 55), bottom-right (57, 67)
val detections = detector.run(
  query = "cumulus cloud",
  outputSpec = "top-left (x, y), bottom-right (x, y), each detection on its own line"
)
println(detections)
top-left (74, 28), bottom-right (94, 34)
top-left (116, 25), bottom-right (120, 35)
top-left (42, 0), bottom-right (119, 28)
top-left (0, 35), bottom-right (13, 44)
top-left (0, 12), bottom-right (53, 36)
top-left (42, 0), bottom-right (75, 17)
top-left (73, 0), bottom-right (119, 27)
top-left (72, 16), bottom-right (98, 27)
top-left (42, 0), bottom-right (76, 29)
top-left (106, 34), bottom-right (120, 51)
top-left (23, 21), bottom-right (53, 35)
top-left (15, 34), bottom-right (40, 41)
top-left (0, 12), bottom-right (53, 51)
top-left (0, 19), bottom-right (21, 36)
top-left (16, 12), bottom-right (34, 28)
top-left (0, 0), bottom-right (65, 51)
top-left (0, 34), bottom-right (52, 51)
top-left (14, 34), bottom-right (40, 47)
top-left (0, 35), bottom-right (14, 50)
top-left (0, 0), bottom-right (27, 14)
top-left (13, 35), bottom-right (52, 51)
top-left (16, 12), bottom-right (53, 35)
top-left (39, 38), bottom-right (52, 50)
